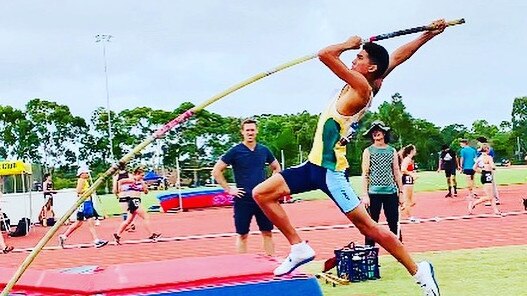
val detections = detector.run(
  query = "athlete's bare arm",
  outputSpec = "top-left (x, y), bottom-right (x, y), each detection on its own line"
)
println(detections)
top-left (268, 160), bottom-right (281, 174)
top-left (381, 19), bottom-right (447, 79)
top-left (361, 148), bottom-right (371, 206)
top-left (393, 152), bottom-right (404, 193)
top-left (211, 160), bottom-right (230, 191)
top-left (318, 36), bottom-right (372, 114)
top-left (212, 160), bottom-right (245, 197)
top-left (76, 178), bottom-right (85, 195)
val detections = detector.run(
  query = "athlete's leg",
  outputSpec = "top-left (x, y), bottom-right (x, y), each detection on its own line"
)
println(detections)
top-left (402, 185), bottom-right (415, 219)
top-left (233, 201), bottom-right (252, 253)
top-left (452, 172), bottom-right (458, 195)
top-left (347, 204), bottom-right (417, 274)
top-left (365, 193), bottom-right (382, 246)
top-left (261, 231), bottom-right (274, 256)
top-left (86, 218), bottom-right (99, 241)
top-left (135, 208), bottom-right (154, 235)
top-left (116, 212), bottom-right (137, 236)
top-left (254, 203), bottom-right (275, 256)
top-left (253, 173), bottom-right (298, 244)
top-left (253, 164), bottom-right (316, 276)
top-left (63, 220), bottom-right (82, 237)
top-left (384, 193), bottom-right (401, 234)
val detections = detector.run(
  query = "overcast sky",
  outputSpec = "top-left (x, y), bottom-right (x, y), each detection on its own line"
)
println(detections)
top-left (0, 1), bottom-right (525, 128)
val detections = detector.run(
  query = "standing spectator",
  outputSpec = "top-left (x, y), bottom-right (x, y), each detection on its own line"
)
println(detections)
top-left (438, 144), bottom-right (459, 198)
top-left (476, 137), bottom-right (500, 205)
top-left (469, 144), bottom-right (501, 215)
top-left (40, 173), bottom-right (56, 227)
top-left (459, 139), bottom-right (478, 199)
top-left (400, 144), bottom-right (419, 222)
top-left (212, 118), bottom-right (281, 256)
top-left (361, 121), bottom-right (404, 245)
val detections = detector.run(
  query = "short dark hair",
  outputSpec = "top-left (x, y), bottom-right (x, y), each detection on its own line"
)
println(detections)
top-left (241, 118), bottom-right (257, 130)
top-left (362, 42), bottom-right (389, 79)
top-left (476, 136), bottom-right (488, 143)
top-left (441, 144), bottom-right (449, 150)
top-left (43, 173), bottom-right (51, 180)
top-left (460, 139), bottom-right (468, 144)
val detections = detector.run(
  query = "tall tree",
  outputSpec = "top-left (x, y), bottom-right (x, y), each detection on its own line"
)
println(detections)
top-left (376, 93), bottom-right (413, 148)
top-left (0, 105), bottom-right (39, 161)
top-left (441, 124), bottom-right (469, 146)
top-left (25, 99), bottom-right (88, 168)
top-left (511, 96), bottom-right (527, 159)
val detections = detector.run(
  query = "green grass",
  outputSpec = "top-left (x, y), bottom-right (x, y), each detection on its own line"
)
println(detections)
top-left (303, 245), bottom-right (527, 296)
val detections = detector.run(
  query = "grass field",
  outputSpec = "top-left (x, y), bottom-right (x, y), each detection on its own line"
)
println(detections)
top-left (96, 166), bottom-right (527, 216)
top-left (304, 245), bottom-right (527, 296)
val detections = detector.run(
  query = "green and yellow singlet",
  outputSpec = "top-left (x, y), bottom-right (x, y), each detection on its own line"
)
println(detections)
top-left (308, 86), bottom-right (372, 171)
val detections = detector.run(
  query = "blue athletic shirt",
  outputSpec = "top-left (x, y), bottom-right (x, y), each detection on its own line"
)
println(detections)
top-left (221, 143), bottom-right (276, 202)
top-left (460, 146), bottom-right (478, 169)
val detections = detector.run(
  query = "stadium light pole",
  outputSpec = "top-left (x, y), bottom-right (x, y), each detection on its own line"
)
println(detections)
top-left (95, 34), bottom-right (115, 162)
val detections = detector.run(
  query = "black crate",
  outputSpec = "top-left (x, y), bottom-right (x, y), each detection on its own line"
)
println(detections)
top-left (335, 244), bottom-right (380, 282)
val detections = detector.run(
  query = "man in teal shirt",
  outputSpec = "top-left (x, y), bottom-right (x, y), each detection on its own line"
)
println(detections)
top-left (459, 139), bottom-right (477, 198)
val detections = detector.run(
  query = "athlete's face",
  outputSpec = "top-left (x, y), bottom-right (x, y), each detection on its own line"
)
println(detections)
top-left (371, 129), bottom-right (385, 141)
top-left (241, 123), bottom-right (257, 143)
top-left (134, 171), bottom-right (144, 181)
top-left (351, 50), bottom-right (376, 76)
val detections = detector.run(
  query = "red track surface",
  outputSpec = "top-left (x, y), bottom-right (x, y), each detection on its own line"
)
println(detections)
top-left (0, 185), bottom-right (526, 271)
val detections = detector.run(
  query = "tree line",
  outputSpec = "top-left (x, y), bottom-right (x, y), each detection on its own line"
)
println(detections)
top-left (1, 94), bottom-right (526, 187)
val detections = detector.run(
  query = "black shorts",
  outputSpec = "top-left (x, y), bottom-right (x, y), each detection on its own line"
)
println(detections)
top-left (444, 167), bottom-right (456, 178)
top-left (402, 174), bottom-right (414, 185)
top-left (280, 161), bottom-right (359, 213)
top-left (233, 201), bottom-right (273, 235)
top-left (128, 198), bottom-right (141, 214)
top-left (463, 169), bottom-right (475, 176)
top-left (481, 171), bottom-right (493, 184)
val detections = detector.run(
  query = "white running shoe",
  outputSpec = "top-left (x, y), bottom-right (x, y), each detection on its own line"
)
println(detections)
top-left (409, 217), bottom-right (420, 224)
top-left (274, 241), bottom-right (315, 276)
top-left (95, 219), bottom-right (101, 226)
top-left (414, 261), bottom-right (440, 296)
top-left (94, 239), bottom-right (109, 248)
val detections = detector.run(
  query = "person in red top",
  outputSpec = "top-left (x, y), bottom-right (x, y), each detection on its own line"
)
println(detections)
top-left (400, 145), bottom-right (419, 222)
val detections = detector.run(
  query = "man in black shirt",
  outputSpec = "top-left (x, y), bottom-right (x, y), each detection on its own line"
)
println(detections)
top-left (212, 119), bottom-right (281, 255)
top-left (437, 144), bottom-right (459, 197)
